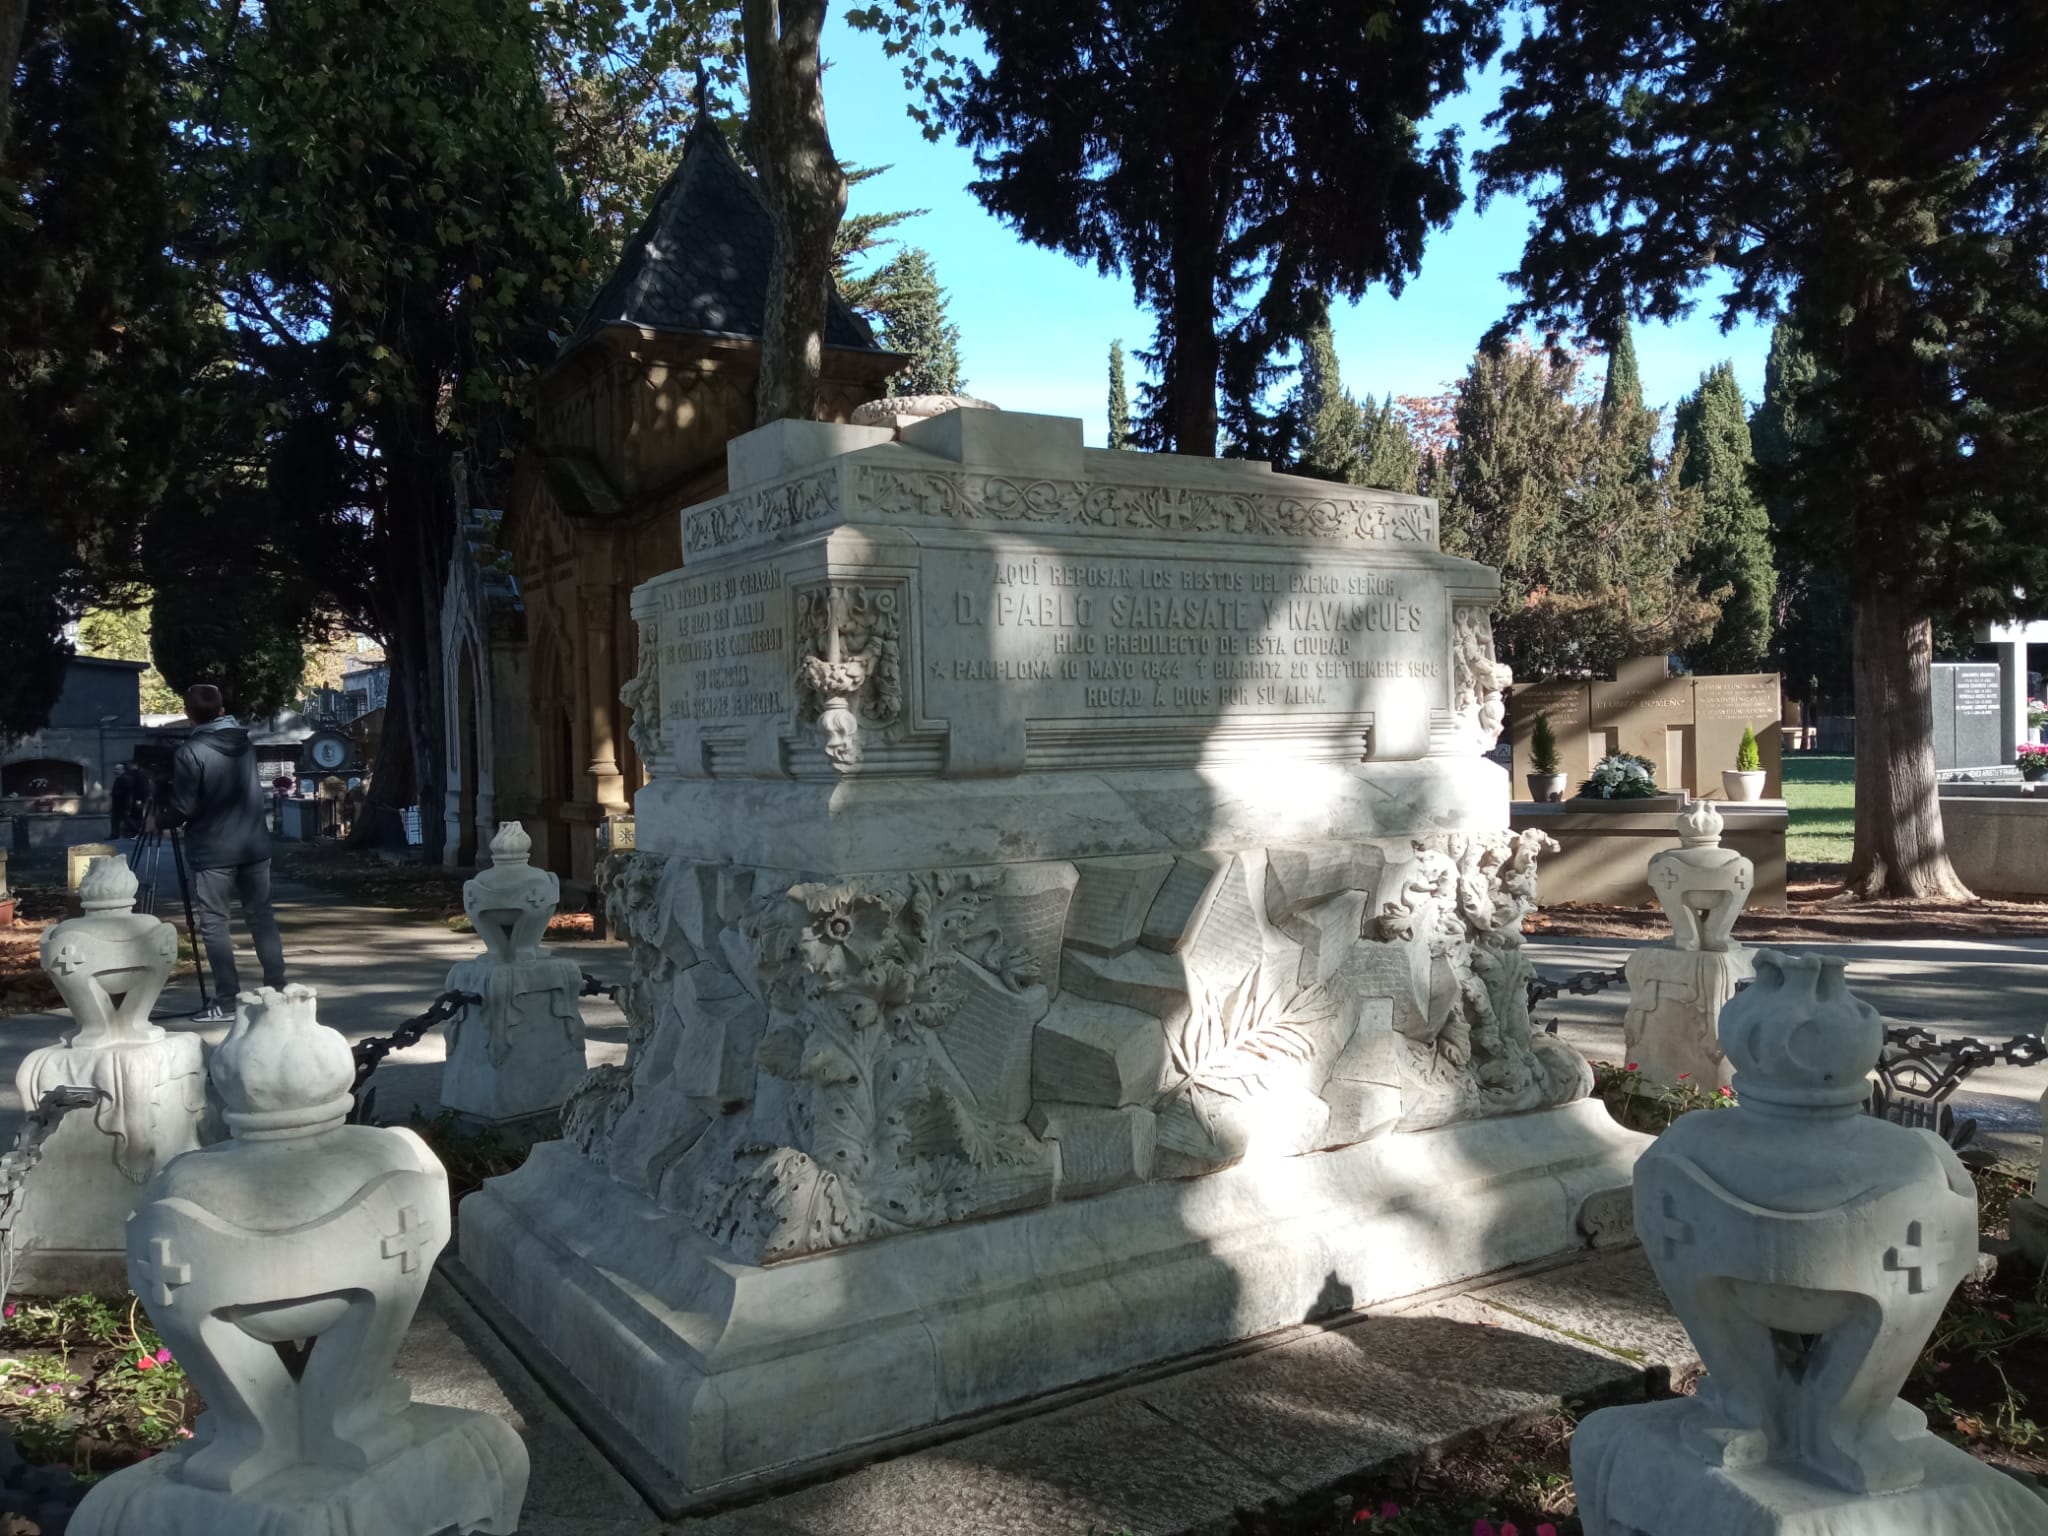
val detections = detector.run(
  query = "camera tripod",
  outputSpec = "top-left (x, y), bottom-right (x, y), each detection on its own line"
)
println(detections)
top-left (127, 823), bottom-right (214, 1018)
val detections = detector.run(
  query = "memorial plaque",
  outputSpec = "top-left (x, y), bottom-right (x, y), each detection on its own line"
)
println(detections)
top-left (1952, 662), bottom-right (2003, 769)
top-left (651, 519), bottom-right (1458, 777)
top-left (1591, 657), bottom-right (1693, 793)
top-left (1508, 682), bottom-right (1595, 795)
top-left (1930, 663), bottom-right (1958, 768)
top-left (1691, 674), bottom-right (1783, 798)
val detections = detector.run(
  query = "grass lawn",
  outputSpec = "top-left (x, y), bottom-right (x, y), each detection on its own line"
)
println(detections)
top-left (1782, 753), bottom-right (1853, 868)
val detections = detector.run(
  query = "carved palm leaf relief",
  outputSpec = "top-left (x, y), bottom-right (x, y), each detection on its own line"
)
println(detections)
top-left (1164, 969), bottom-right (1335, 1102)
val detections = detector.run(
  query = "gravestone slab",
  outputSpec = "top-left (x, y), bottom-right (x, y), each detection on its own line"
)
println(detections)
top-left (1591, 657), bottom-right (1692, 792)
top-left (1508, 682), bottom-right (1594, 792)
top-left (1953, 663), bottom-right (2003, 770)
top-left (460, 405), bottom-right (1638, 1505)
top-left (1931, 663), bottom-right (1958, 768)
top-left (1691, 674), bottom-right (1782, 798)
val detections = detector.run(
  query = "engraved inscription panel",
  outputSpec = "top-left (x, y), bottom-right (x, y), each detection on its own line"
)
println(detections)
top-left (657, 566), bottom-right (791, 727)
top-left (919, 547), bottom-right (1446, 748)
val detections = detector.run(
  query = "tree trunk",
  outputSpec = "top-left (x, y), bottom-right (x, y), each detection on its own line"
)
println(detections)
top-left (1846, 587), bottom-right (1973, 899)
top-left (743, 0), bottom-right (846, 426)
top-left (1167, 159), bottom-right (1219, 457)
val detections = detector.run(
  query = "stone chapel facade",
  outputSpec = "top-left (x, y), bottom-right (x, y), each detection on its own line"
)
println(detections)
top-left (502, 118), bottom-right (900, 893)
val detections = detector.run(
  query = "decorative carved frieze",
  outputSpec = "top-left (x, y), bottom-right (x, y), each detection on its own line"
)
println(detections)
top-left (1451, 602), bottom-right (1511, 751)
top-left (793, 585), bottom-right (903, 767)
top-left (855, 465), bottom-right (1437, 548)
top-left (682, 470), bottom-right (839, 558)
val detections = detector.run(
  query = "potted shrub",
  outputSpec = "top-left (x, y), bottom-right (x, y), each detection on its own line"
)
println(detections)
top-left (2018, 743), bottom-right (2048, 790)
top-left (1722, 727), bottom-right (1766, 801)
top-left (1526, 712), bottom-right (1568, 802)
top-left (1581, 751), bottom-right (1660, 800)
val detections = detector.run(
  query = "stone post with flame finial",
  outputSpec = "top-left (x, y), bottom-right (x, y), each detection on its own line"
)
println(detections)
top-left (70, 984), bottom-right (528, 1536)
top-left (1573, 952), bottom-right (2046, 1535)
top-left (13, 855), bottom-right (206, 1293)
top-left (439, 823), bottom-right (588, 1123)
top-left (1619, 799), bottom-right (1756, 1089)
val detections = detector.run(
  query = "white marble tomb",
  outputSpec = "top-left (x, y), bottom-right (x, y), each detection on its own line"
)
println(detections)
top-left (459, 404), bottom-right (1647, 1504)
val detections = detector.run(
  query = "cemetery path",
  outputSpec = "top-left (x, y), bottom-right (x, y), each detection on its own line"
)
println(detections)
top-left (1530, 935), bottom-right (2048, 1161)
top-left (0, 876), bottom-right (631, 1144)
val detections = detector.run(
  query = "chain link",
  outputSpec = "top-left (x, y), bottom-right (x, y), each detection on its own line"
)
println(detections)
top-left (347, 990), bottom-right (482, 1125)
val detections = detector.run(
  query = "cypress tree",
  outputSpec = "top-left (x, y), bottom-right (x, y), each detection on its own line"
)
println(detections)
top-left (1357, 394), bottom-right (1421, 493)
top-left (1295, 299), bottom-right (1360, 482)
top-left (865, 246), bottom-right (964, 396)
top-left (1751, 321), bottom-right (1852, 710)
top-left (1107, 340), bottom-right (1132, 449)
top-left (1675, 363), bottom-right (1776, 673)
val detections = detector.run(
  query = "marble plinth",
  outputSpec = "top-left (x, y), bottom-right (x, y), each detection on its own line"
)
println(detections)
top-left (70, 1404), bottom-right (528, 1536)
top-left (1621, 948), bottom-right (1752, 1089)
top-left (1573, 1396), bottom-right (2048, 1535)
top-left (457, 1097), bottom-right (1646, 1506)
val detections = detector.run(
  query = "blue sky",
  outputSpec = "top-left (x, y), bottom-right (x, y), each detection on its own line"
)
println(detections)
top-left (819, 13), bottom-right (1774, 448)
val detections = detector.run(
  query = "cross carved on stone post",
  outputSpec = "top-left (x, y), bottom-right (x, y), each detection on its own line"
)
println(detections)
top-left (137, 1236), bottom-right (193, 1308)
top-left (1882, 1217), bottom-right (1968, 1296)
top-left (380, 1205), bottom-right (434, 1274)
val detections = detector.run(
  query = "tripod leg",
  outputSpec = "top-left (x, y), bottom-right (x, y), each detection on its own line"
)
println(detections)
top-left (170, 831), bottom-right (213, 1013)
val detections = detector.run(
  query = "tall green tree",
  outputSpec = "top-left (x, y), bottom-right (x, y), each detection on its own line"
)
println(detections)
top-left (1674, 363), bottom-right (1776, 674)
top-left (1441, 340), bottom-right (1717, 680)
top-left (1295, 298), bottom-right (1360, 482)
top-left (1357, 394), bottom-right (1422, 493)
top-left (1481, 0), bottom-right (2048, 898)
top-left (1751, 321), bottom-right (1852, 712)
top-left (862, 245), bottom-right (962, 395)
top-left (77, 594), bottom-right (181, 714)
top-left (1, 0), bottom-right (203, 736)
top-left (851, 0), bottom-right (1504, 456)
top-left (186, 0), bottom-right (596, 857)
top-left (1106, 339), bottom-right (1132, 449)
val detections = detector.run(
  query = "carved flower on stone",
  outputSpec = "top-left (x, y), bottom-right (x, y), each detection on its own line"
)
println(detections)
top-left (794, 886), bottom-right (894, 983)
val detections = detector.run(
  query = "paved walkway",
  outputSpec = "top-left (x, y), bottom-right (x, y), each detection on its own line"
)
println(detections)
top-left (0, 878), bottom-right (631, 1140)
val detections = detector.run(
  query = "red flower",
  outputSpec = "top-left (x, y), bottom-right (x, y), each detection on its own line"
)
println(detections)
top-left (1676, 1072), bottom-right (1691, 1080)
top-left (1718, 1086), bottom-right (1735, 1097)
top-left (1625, 1063), bottom-right (1639, 1072)
top-left (135, 1355), bottom-right (156, 1371)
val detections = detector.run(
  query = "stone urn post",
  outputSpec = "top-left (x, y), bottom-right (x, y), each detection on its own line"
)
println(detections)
top-left (13, 855), bottom-right (206, 1293)
top-left (1574, 952), bottom-right (2047, 1535)
top-left (1619, 800), bottom-right (1754, 1090)
top-left (71, 984), bottom-right (529, 1536)
top-left (439, 823), bottom-right (588, 1123)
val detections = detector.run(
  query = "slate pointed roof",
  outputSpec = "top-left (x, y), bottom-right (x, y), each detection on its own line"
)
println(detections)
top-left (569, 118), bottom-right (883, 353)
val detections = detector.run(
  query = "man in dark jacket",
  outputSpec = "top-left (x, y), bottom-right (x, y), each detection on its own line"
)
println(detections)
top-left (159, 683), bottom-right (287, 1021)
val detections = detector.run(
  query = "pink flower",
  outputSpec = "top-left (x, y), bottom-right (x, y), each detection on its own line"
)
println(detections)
top-left (1380, 1504), bottom-right (1402, 1521)
top-left (1502, 1524), bottom-right (1522, 1536)
top-left (18, 1385), bottom-right (36, 1397)
top-left (1474, 1522), bottom-right (1497, 1536)
top-left (1718, 1085), bottom-right (1734, 1097)
top-left (1676, 1072), bottom-right (1691, 1080)
top-left (1624, 1063), bottom-right (1639, 1073)
top-left (2, 1304), bottom-right (14, 1318)
top-left (1537, 1526), bottom-right (1560, 1536)
top-left (176, 1427), bottom-right (193, 1439)
top-left (135, 1355), bottom-right (157, 1371)
top-left (154, 1348), bottom-right (172, 1365)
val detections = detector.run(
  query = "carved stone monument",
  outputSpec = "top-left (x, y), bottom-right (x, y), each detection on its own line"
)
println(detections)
top-left (460, 405), bottom-right (1644, 1504)
top-left (13, 856), bottom-right (205, 1293)
top-left (72, 985), bottom-right (528, 1536)
top-left (1575, 952), bottom-right (2047, 1535)
top-left (1621, 801), bottom-right (1755, 1089)
top-left (440, 823), bottom-right (587, 1122)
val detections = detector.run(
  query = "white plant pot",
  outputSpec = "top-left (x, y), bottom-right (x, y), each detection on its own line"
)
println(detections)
top-left (1722, 769), bottom-right (1766, 802)
top-left (1527, 773), bottom-right (1568, 804)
